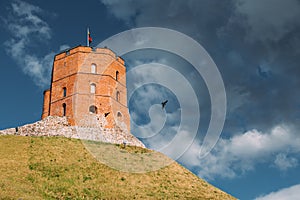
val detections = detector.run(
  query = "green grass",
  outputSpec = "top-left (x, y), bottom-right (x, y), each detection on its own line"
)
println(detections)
top-left (0, 135), bottom-right (236, 199)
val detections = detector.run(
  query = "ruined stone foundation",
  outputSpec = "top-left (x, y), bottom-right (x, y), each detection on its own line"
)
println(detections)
top-left (0, 116), bottom-right (145, 148)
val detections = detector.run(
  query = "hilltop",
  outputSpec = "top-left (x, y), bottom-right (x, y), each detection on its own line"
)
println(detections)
top-left (0, 135), bottom-right (236, 199)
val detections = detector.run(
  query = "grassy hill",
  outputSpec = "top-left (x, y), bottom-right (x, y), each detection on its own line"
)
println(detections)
top-left (0, 135), bottom-right (235, 199)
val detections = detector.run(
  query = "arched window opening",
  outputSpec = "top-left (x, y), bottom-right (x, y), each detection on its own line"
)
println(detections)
top-left (117, 112), bottom-right (122, 118)
top-left (116, 91), bottom-right (120, 102)
top-left (116, 71), bottom-right (119, 81)
top-left (63, 87), bottom-right (67, 97)
top-left (89, 105), bottom-right (97, 114)
top-left (62, 103), bottom-right (66, 116)
top-left (90, 83), bottom-right (96, 94)
top-left (91, 64), bottom-right (96, 73)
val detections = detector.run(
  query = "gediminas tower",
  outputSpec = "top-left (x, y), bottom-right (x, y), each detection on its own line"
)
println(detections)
top-left (42, 45), bottom-right (130, 131)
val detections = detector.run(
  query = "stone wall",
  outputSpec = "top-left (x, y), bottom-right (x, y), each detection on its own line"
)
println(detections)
top-left (0, 116), bottom-right (145, 148)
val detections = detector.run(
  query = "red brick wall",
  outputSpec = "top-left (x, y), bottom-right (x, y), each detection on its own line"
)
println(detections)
top-left (41, 89), bottom-right (50, 119)
top-left (42, 46), bottom-right (130, 131)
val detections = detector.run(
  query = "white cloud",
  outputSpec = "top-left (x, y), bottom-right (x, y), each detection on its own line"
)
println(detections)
top-left (7, 0), bottom-right (51, 39)
top-left (3, 0), bottom-right (64, 88)
top-left (59, 45), bottom-right (70, 51)
top-left (255, 184), bottom-right (300, 200)
top-left (22, 53), bottom-right (55, 86)
top-left (100, 0), bottom-right (139, 23)
top-left (274, 153), bottom-right (298, 171)
top-left (179, 125), bottom-right (300, 180)
top-left (127, 61), bottom-right (200, 129)
top-left (126, 61), bottom-right (200, 160)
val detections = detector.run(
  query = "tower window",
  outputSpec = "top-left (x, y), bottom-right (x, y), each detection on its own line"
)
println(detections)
top-left (91, 64), bottom-right (96, 73)
top-left (89, 105), bottom-right (97, 114)
top-left (116, 71), bottom-right (119, 81)
top-left (116, 91), bottom-right (120, 102)
top-left (90, 83), bottom-right (96, 94)
top-left (62, 103), bottom-right (66, 116)
top-left (63, 87), bottom-right (67, 97)
top-left (117, 112), bottom-right (122, 118)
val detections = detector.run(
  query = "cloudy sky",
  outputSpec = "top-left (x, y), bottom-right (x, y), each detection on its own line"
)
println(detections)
top-left (1, 0), bottom-right (300, 199)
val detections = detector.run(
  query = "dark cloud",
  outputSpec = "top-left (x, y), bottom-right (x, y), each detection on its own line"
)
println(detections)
top-left (234, 0), bottom-right (300, 42)
top-left (100, 0), bottom-right (300, 134)
top-left (100, 0), bottom-right (300, 183)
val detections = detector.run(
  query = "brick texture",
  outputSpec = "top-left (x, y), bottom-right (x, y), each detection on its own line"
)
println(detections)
top-left (42, 46), bottom-right (131, 133)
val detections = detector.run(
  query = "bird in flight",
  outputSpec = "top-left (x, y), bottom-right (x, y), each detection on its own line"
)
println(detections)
top-left (104, 112), bottom-right (110, 117)
top-left (161, 100), bottom-right (168, 109)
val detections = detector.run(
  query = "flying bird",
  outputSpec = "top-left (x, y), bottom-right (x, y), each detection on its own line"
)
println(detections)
top-left (161, 100), bottom-right (168, 109)
top-left (104, 112), bottom-right (110, 117)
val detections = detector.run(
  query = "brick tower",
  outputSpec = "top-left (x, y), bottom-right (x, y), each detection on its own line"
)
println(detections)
top-left (42, 46), bottom-right (130, 132)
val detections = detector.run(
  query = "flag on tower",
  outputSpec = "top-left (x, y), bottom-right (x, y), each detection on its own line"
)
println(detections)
top-left (87, 28), bottom-right (92, 46)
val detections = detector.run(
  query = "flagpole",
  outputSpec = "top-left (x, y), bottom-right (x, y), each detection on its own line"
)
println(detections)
top-left (87, 27), bottom-right (89, 47)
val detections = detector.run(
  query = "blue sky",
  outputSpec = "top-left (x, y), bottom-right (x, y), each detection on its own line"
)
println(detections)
top-left (1, 0), bottom-right (300, 199)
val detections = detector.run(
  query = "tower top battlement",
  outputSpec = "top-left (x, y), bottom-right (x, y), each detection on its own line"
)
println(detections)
top-left (54, 46), bottom-right (124, 65)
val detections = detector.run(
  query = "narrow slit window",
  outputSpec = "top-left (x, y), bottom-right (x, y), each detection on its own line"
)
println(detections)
top-left (62, 103), bottom-right (66, 116)
top-left (90, 84), bottom-right (96, 94)
top-left (63, 87), bottom-right (67, 97)
top-left (91, 64), bottom-right (96, 73)
top-left (116, 71), bottom-right (119, 81)
top-left (116, 91), bottom-right (120, 102)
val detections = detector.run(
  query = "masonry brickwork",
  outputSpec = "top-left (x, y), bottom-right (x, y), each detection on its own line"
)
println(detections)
top-left (42, 46), bottom-right (130, 131)
top-left (0, 45), bottom-right (144, 147)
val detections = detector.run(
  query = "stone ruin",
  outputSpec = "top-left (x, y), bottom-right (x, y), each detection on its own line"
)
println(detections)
top-left (0, 116), bottom-right (145, 148)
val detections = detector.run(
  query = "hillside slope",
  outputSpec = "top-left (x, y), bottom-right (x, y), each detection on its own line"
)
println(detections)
top-left (0, 135), bottom-right (236, 199)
